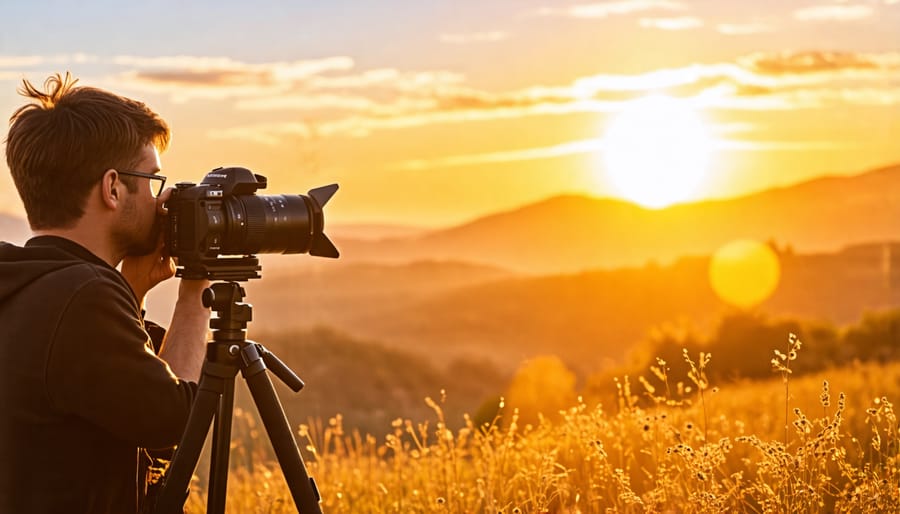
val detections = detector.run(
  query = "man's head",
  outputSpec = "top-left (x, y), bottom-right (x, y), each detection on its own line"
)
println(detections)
top-left (5, 73), bottom-right (170, 232)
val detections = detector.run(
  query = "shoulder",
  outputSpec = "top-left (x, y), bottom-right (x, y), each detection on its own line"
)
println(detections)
top-left (50, 262), bottom-right (137, 308)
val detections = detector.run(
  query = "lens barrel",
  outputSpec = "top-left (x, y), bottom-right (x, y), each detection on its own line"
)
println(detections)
top-left (222, 194), bottom-right (315, 254)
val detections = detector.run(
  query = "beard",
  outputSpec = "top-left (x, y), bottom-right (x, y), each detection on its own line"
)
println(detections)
top-left (126, 215), bottom-right (163, 257)
top-left (116, 196), bottom-right (164, 257)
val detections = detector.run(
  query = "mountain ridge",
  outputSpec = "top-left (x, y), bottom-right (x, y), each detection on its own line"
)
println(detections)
top-left (333, 162), bottom-right (900, 273)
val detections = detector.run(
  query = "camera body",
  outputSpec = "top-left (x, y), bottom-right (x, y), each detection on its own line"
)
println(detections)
top-left (166, 166), bottom-right (338, 280)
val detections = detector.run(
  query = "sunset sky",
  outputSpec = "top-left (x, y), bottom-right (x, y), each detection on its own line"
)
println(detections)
top-left (1, 0), bottom-right (898, 227)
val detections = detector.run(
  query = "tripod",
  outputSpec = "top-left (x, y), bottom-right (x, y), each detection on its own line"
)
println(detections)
top-left (153, 282), bottom-right (323, 514)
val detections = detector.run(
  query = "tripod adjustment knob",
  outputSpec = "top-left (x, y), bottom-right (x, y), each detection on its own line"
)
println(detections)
top-left (202, 287), bottom-right (215, 308)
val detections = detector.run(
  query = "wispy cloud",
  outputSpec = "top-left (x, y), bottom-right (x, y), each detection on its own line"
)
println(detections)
top-left (216, 50), bottom-right (900, 140)
top-left (536, 0), bottom-right (685, 19)
top-left (111, 55), bottom-right (355, 102)
top-left (639, 16), bottom-right (704, 30)
top-left (390, 139), bottom-right (606, 170)
top-left (439, 31), bottom-right (510, 44)
top-left (716, 22), bottom-right (775, 35)
top-left (0, 56), bottom-right (46, 68)
top-left (208, 122), bottom-right (314, 146)
top-left (794, 4), bottom-right (874, 21)
top-left (387, 136), bottom-right (854, 172)
top-left (714, 139), bottom-right (857, 151)
top-left (738, 50), bottom-right (893, 75)
top-left (4, 50), bottom-right (896, 143)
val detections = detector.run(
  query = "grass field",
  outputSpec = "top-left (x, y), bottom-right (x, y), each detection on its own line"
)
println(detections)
top-left (183, 337), bottom-right (900, 513)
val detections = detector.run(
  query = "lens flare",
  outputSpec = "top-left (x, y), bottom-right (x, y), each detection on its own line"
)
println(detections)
top-left (709, 239), bottom-right (781, 309)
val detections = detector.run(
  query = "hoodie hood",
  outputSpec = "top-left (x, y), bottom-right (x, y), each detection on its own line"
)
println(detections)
top-left (0, 236), bottom-right (114, 304)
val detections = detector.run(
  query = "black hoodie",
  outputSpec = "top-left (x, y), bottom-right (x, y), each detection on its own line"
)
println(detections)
top-left (0, 236), bottom-right (198, 514)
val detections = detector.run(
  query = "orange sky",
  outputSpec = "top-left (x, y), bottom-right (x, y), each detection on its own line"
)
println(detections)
top-left (1, 1), bottom-right (898, 227)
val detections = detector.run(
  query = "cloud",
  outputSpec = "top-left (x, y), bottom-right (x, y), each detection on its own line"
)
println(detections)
top-left (739, 51), bottom-right (886, 75)
top-left (794, 4), bottom-right (874, 21)
top-left (714, 139), bottom-right (857, 151)
top-left (639, 16), bottom-right (704, 30)
top-left (0, 56), bottom-right (46, 68)
top-left (8, 50), bottom-right (890, 144)
top-left (716, 22), bottom-right (775, 35)
top-left (109, 55), bottom-right (356, 101)
top-left (112, 55), bottom-right (354, 82)
top-left (235, 94), bottom-right (380, 112)
top-left (390, 139), bottom-right (606, 170)
top-left (309, 69), bottom-right (465, 92)
top-left (536, 0), bottom-right (685, 18)
top-left (203, 49), bottom-right (899, 141)
top-left (208, 122), bottom-right (314, 146)
top-left (387, 136), bottom-right (854, 172)
top-left (439, 31), bottom-right (510, 44)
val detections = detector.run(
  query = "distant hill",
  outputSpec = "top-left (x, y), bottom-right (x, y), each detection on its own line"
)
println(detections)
top-left (226, 241), bottom-right (900, 378)
top-left (328, 223), bottom-right (428, 241)
top-left (243, 326), bottom-right (507, 436)
top-left (336, 163), bottom-right (900, 273)
top-left (243, 259), bottom-right (515, 329)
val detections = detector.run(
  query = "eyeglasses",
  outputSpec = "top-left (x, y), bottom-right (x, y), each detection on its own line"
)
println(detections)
top-left (116, 170), bottom-right (167, 198)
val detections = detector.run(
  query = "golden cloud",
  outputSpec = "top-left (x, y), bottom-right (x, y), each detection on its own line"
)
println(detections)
top-left (7, 49), bottom-right (879, 142)
top-left (741, 51), bottom-right (883, 75)
top-left (794, 4), bottom-right (874, 21)
top-left (536, 0), bottom-right (686, 18)
top-left (638, 16), bottom-right (704, 30)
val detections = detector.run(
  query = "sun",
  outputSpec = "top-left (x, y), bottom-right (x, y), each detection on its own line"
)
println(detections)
top-left (601, 95), bottom-right (713, 209)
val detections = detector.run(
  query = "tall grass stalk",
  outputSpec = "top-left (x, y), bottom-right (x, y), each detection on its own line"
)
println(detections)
top-left (183, 336), bottom-right (900, 513)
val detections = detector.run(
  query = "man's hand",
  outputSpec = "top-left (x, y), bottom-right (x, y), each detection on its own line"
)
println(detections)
top-left (121, 233), bottom-right (176, 303)
top-left (121, 189), bottom-right (177, 304)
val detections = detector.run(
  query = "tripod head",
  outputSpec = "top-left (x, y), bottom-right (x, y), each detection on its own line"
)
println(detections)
top-left (203, 282), bottom-right (252, 339)
top-left (202, 281), bottom-right (304, 392)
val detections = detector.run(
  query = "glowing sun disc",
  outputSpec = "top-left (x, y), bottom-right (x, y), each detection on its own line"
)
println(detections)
top-left (709, 239), bottom-right (781, 309)
top-left (602, 95), bottom-right (712, 208)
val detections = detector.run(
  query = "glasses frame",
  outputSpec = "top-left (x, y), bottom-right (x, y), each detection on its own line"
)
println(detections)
top-left (116, 170), bottom-right (167, 198)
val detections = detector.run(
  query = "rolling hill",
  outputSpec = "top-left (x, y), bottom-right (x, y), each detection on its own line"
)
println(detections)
top-left (334, 163), bottom-right (900, 273)
top-left (230, 241), bottom-right (900, 378)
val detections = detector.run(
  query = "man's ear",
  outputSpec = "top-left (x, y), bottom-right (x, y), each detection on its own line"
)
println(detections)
top-left (99, 169), bottom-right (120, 210)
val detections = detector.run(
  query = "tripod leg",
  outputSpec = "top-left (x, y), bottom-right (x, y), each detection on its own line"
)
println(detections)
top-left (153, 374), bottom-right (223, 514)
top-left (241, 346), bottom-right (322, 514)
top-left (207, 377), bottom-right (235, 514)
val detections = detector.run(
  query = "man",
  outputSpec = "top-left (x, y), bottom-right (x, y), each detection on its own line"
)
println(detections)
top-left (0, 73), bottom-right (210, 513)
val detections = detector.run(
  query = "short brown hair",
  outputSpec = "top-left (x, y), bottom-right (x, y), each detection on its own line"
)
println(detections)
top-left (5, 72), bottom-right (170, 229)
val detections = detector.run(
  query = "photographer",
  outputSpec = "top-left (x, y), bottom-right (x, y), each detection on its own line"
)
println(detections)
top-left (0, 74), bottom-right (210, 513)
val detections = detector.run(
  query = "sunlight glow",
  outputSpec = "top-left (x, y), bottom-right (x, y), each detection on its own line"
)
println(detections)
top-left (601, 95), bottom-right (713, 208)
top-left (709, 239), bottom-right (781, 309)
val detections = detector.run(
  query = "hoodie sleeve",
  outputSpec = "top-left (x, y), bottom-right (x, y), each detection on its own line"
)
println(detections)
top-left (45, 275), bottom-right (198, 449)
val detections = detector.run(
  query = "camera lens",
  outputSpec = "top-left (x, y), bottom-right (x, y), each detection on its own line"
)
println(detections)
top-left (222, 194), bottom-right (314, 254)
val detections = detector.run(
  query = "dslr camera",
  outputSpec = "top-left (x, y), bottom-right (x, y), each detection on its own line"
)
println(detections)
top-left (165, 166), bottom-right (339, 280)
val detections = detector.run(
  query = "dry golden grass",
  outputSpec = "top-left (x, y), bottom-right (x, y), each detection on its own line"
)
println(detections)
top-left (184, 337), bottom-right (900, 513)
